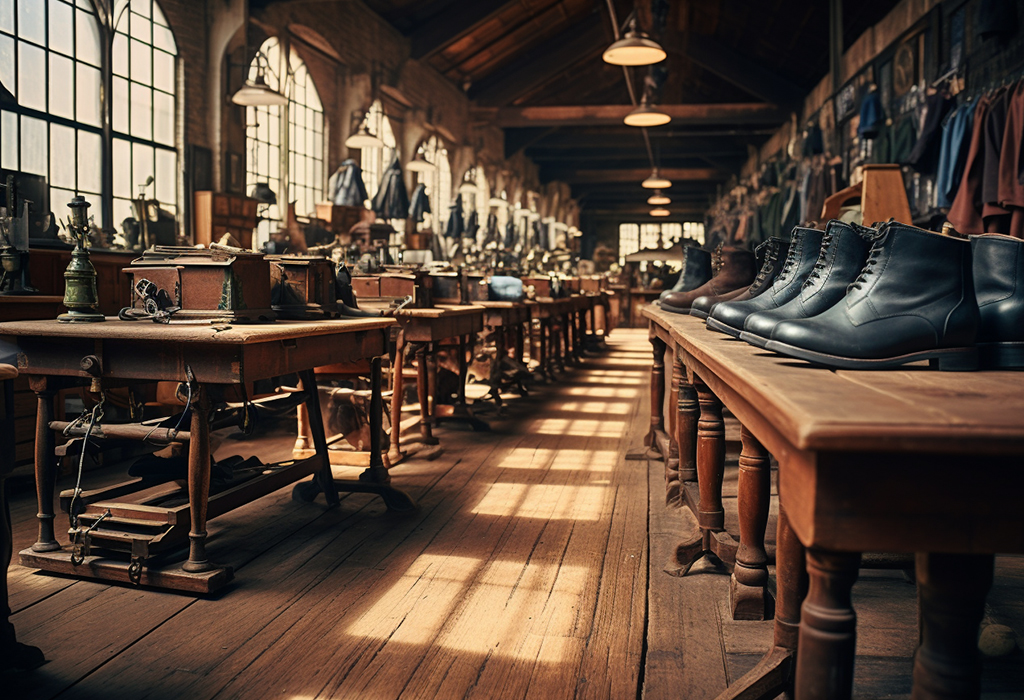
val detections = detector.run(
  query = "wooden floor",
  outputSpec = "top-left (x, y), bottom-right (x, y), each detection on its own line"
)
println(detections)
top-left (6, 328), bottom-right (1024, 699)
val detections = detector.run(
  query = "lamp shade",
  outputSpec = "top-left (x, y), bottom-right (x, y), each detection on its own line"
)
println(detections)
top-left (647, 191), bottom-right (671, 205)
top-left (231, 74), bottom-right (288, 106)
top-left (624, 101), bottom-right (671, 127)
top-left (641, 170), bottom-right (671, 189)
top-left (406, 153), bottom-right (437, 173)
top-left (345, 123), bottom-right (384, 149)
top-left (650, 208), bottom-right (670, 217)
top-left (602, 31), bottom-right (667, 66)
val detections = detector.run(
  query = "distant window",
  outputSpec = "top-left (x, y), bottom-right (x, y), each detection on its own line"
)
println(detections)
top-left (245, 36), bottom-right (324, 246)
top-left (359, 99), bottom-right (395, 207)
top-left (618, 222), bottom-right (702, 265)
top-left (0, 0), bottom-right (104, 220)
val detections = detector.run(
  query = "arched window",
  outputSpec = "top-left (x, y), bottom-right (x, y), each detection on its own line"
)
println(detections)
top-left (111, 0), bottom-right (178, 226)
top-left (0, 0), bottom-right (104, 220)
top-left (359, 99), bottom-right (395, 206)
top-left (416, 135), bottom-right (451, 231)
top-left (245, 36), bottom-right (324, 246)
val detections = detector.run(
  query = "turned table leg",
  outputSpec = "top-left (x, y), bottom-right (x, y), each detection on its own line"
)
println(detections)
top-left (676, 365), bottom-right (699, 487)
top-left (731, 424), bottom-right (773, 620)
top-left (645, 326), bottom-right (666, 447)
top-left (490, 326), bottom-right (505, 408)
top-left (664, 352), bottom-right (681, 498)
top-left (695, 375), bottom-right (725, 533)
top-left (795, 548), bottom-right (862, 700)
top-left (911, 552), bottom-right (994, 700)
top-left (183, 385), bottom-right (213, 572)
top-left (389, 331), bottom-right (406, 462)
top-left (29, 377), bottom-right (60, 553)
top-left (415, 342), bottom-right (439, 445)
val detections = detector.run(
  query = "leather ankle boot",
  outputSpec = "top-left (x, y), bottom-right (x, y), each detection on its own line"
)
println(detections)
top-left (660, 247), bottom-right (713, 300)
top-left (739, 221), bottom-right (875, 348)
top-left (707, 227), bottom-right (825, 336)
top-left (971, 233), bottom-right (1024, 368)
top-left (765, 222), bottom-right (979, 370)
top-left (690, 237), bottom-right (788, 319)
top-left (659, 245), bottom-right (757, 314)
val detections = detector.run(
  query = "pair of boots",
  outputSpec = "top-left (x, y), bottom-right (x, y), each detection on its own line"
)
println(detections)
top-left (659, 247), bottom-right (713, 301)
top-left (706, 219), bottom-right (1024, 371)
top-left (659, 245), bottom-right (760, 313)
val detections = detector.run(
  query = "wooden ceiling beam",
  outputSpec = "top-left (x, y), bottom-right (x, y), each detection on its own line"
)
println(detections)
top-left (469, 13), bottom-right (608, 107)
top-left (684, 33), bottom-right (806, 107)
top-left (410, 0), bottom-right (518, 60)
top-left (477, 103), bottom-right (787, 128)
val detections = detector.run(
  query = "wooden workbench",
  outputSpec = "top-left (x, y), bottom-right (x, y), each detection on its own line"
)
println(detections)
top-left (1, 316), bottom-right (403, 593)
top-left (475, 300), bottom-right (531, 406)
top-left (642, 304), bottom-right (1024, 700)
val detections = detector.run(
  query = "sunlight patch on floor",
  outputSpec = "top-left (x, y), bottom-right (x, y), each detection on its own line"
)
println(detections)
top-left (471, 482), bottom-right (610, 521)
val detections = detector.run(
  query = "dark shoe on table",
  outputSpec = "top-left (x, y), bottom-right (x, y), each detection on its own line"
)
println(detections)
top-left (659, 245), bottom-right (757, 314)
top-left (659, 247), bottom-right (713, 300)
top-left (765, 221), bottom-right (979, 370)
top-left (690, 237), bottom-right (788, 319)
top-left (972, 233), bottom-right (1024, 369)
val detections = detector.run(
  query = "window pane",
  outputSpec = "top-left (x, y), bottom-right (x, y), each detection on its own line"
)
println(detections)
top-left (112, 75), bottom-right (128, 132)
top-left (17, 41), bottom-right (45, 111)
top-left (77, 129), bottom-right (101, 193)
top-left (76, 9), bottom-right (101, 66)
top-left (155, 147), bottom-right (174, 205)
top-left (76, 0), bottom-right (92, 11)
top-left (0, 0), bottom-right (12, 34)
top-left (113, 197), bottom-right (133, 227)
top-left (0, 34), bottom-right (14, 100)
top-left (153, 89), bottom-right (172, 145)
top-left (129, 11), bottom-right (148, 40)
top-left (132, 143), bottom-right (154, 193)
top-left (48, 0), bottom-right (73, 55)
top-left (135, 0), bottom-right (151, 19)
top-left (50, 187), bottom-right (74, 215)
top-left (76, 63), bottom-right (101, 126)
top-left (112, 137), bottom-right (131, 197)
top-left (130, 38), bottom-right (151, 85)
top-left (130, 82), bottom-right (151, 139)
top-left (113, 31), bottom-right (128, 76)
top-left (153, 49), bottom-right (173, 93)
top-left (17, 0), bottom-right (45, 45)
top-left (153, 23), bottom-right (174, 54)
top-left (20, 115), bottom-right (47, 176)
top-left (49, 123), bottom-right (76, 188)
top-left (0, 109), bottom-right (16, 170)
top-left (48, 53), bottom-right (74, 119)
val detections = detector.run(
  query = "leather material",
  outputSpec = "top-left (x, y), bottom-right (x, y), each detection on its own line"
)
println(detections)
top-left (659, 246), bottom-right (757, 313)
top-left (708, 228), bottom-right (824, 334)
top-left (742, 220), bottom-right (874, 342)
top-left (768, 222), bottom-right (978, 361)
top-left (689, 237), bottom-right (788, 318)
top-left (971, 234), bottom-right (1024, 343)
top-left (659, 247), bottom-right (713, 300)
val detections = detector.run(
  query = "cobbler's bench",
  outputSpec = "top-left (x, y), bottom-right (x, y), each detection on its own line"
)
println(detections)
top-left (642, 303), bottom-right (1024, 700)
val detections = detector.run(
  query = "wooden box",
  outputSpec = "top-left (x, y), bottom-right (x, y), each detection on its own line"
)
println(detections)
top-left (523, 276), bottom-right (551, 297)
top-left (268, 255), bottom-right (338, 319)
top-left (194, 191), bottom-right (259, 249)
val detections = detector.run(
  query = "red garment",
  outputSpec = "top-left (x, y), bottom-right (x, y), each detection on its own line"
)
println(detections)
top-left (948, 95), bottom-right (991, 234)
top-left (998, 82), bottom-right (1024, 237)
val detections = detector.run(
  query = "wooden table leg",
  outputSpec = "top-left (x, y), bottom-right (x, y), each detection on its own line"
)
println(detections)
top-left (415, 342), bottom-right (439, 445)
top-left (182, 385), bottom-right (213, 573)
top-left (29, 376), bottom-right (60, 553)
top-left (731, 424), bottom-right (773, 620)
top-left (388, 331), bottom-right (406, 463)
top-left (489, 326), bottom-right (505, 409)
top-left (645, 326), bottom-right (666, 447)
top-left (675, 365), bottom-right (699, 489)
top-left (662, 352), bottom-right (681, 495)
top-left (911, 552), bottom-right (994, 700)
top-left (298, 369), bottom-right (340, 508)
top-left (795, 548), bottom-right (862, 700)
top-left (714, 504), bottom-right (805, 700)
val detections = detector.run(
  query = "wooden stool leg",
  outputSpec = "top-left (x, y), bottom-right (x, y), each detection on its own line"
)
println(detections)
top-left (29, 377), bottom-right (60, 553)
top-left (731, 425), bottom-right (773, 620)
top-left (911, 553), bottom-right (994, 700)
top-left (645, 327), bottom-right (666, 447)
top-left (795, 548), bottom-right (862, 700)
top-left (294, 403), bottom-right (311, 452)
top-left (183, 385), bottom-right (213, 572)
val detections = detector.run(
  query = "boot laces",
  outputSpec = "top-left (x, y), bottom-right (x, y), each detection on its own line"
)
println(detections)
top-left (775, 234), bottom-right (802, 284)
top-left (711, 242), bottom-right (725, 274)
top-left (849, 229), bottom-right (889, 290)
top-left (802, 230), bottom-right (834, 288)
top-left (749, 239), bottom-right (780, 292)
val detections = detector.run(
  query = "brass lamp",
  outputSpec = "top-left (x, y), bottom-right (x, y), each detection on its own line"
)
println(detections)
top-left (57, 196), bottom-right (104, 323)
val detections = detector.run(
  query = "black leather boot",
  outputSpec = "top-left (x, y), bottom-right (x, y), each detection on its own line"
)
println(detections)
top-left (739, 221), bottom-right (875, 348)
top-left (690, 237), bottom-right (788, 319)
top-left (660, 247), bottom-right (713, 300)
top-left (765, 222), bottom-right (979, 370)
top-left (707, 227), bottom-right (825, 337)
top-left (659, 246), bottom-right (757, 314)
top-left (971, 233), bottom-right (1024, 369)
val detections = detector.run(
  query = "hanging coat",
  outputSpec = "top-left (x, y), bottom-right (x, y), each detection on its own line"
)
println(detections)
top-left (465, 210), bottom-right (479, 240)
top-left (408, 183), bottom-right (431, 223)
top-left (484, 212), bottom-right (499, 246)
top-left (504, 219), bottom-right (516, 248)
top-left (371, 155), bottom-right (409, 220)
top-left (328, 159), bottom-right (368, 207)
top-left (444, 195), bottom-right (465, 239)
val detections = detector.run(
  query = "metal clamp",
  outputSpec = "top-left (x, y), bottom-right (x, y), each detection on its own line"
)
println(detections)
top-left (128, 556), bottom-right (144, 586)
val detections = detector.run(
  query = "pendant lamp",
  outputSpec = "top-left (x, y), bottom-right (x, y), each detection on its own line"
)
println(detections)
top-left (624, 96), bottom-right (671, 127)
top-left (641, 169), bottom-right (671, 189)
top-left (231, 71), bottom-right (288, 106)
top-left (406, 152), bottom-right (437, 173)
top-left (650, 208), bottom-right (670, 217)
top-left (345, 112), bottom-right (384, 149)
top-left (602, 16), bottom-right (666, 66)
top-left (647, 190), bottom-right (670, 205)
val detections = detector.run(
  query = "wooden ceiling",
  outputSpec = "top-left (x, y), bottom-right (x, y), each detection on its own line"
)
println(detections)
top-left (359, 0), bottom-right (902, 219)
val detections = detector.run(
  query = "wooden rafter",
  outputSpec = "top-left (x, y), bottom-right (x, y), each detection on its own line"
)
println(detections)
top-left (477, 103), bottom-right (787, 128)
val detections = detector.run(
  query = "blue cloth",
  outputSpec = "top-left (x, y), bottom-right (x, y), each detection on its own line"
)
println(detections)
top-left (935, 101), bottom-right (976, 208)
top-left (488, 276), bottom-right (524, 302)
top-left (858, 90), bottom-right (885, 139)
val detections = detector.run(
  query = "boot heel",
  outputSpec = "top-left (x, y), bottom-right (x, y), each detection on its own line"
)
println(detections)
top-left (930, 349), bottom-right (979, 371)
top-left (980, 342), bottom-right (1024, 370)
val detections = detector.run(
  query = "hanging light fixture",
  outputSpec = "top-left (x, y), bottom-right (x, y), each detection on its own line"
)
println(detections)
top-left (642, 169), bottom-right (671, 189)
top-left (650, 208), bottom-right (670, 217)
top-left (624, 95), bottom-right (671, 127)
top-left (602, 15), bottom-right (667, 67)
top-left (406, 152), bottom-right (437, 173)
top-left (647, 190), bottom-right (671, 205)
top-left (231, 51), bottom-right (288, 106)
top-left (345, 111), bottom-right (384, 149)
